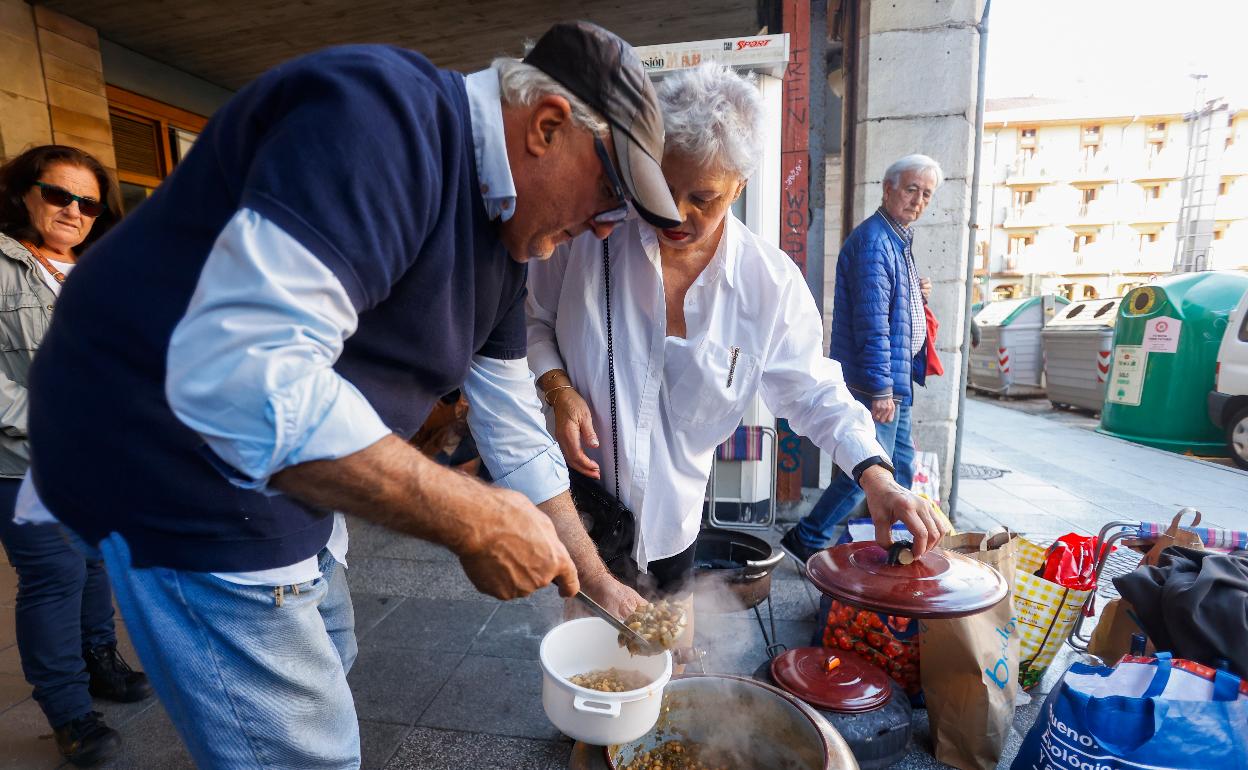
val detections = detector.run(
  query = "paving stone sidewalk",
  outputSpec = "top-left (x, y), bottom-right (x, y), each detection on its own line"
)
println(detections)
top-left (1, 397), bottom-right (1242, 768)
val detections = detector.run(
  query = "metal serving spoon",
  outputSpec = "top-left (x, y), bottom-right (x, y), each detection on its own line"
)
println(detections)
top-left (572, 591), bottom-right (665, 656)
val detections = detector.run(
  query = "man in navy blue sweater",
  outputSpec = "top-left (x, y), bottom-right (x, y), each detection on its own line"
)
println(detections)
top-left (782, 154), bottom-right (944, 565)
top-left (25, 22), bottom-right (680, 768)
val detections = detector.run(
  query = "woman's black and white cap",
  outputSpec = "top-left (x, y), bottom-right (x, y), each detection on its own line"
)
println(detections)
top-left (523, 21), bottom-right (681, 229)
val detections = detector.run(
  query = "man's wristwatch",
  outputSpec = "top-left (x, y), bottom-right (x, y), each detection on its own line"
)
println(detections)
top-left (851, 455), bottom-right (895, 485)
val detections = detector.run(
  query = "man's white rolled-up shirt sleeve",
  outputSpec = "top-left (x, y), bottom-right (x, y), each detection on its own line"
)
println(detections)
top-left (165, 208), bottom-right (392, 490)
top-left (759, 271), bottom-right (888, 477)
top-left (463, 354), bottom-right (569, 505)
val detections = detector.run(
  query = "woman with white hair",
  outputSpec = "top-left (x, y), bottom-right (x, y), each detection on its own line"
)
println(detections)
top-left (526, 64), bottom-right (944, 623)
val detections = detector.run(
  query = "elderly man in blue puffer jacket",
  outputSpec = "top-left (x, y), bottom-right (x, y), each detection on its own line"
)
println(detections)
top-left (781, 154), bottom-right (943, 564)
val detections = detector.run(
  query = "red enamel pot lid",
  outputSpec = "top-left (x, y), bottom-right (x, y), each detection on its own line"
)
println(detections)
top-left (770, 647), bottom-right (891, 713)
top-left (807, 542), bottom-right (1008, 619)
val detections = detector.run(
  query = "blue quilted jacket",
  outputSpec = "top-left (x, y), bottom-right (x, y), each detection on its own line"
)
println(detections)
top-left (830, 210), bottom-right (926, 405)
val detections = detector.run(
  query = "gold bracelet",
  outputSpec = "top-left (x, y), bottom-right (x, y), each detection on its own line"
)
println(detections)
top-left (543, 384), bottom-right (574, 406)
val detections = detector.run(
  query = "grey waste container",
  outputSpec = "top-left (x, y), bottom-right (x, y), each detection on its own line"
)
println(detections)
top-left (969, 295), bottom-right (1068, 397)
top-left (1042, 297), bottom-right (1122, 413)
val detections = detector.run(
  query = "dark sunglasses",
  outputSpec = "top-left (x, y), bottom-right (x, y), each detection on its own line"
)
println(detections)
top-left (591, 136), bottom-right (630, 225)
top-left (33, 182), bottom-right (106, 218)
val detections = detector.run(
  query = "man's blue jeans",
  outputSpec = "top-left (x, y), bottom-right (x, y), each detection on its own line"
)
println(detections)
top-left (793, 400), bottom-right (916, 549)
top-left (98, 533), bottom-right (360, 769)
top-left (0, 479), bottom-right (116, 728)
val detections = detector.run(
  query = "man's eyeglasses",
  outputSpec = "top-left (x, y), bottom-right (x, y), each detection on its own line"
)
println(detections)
top-left (33, 182), bottom-right (106, 218)
top-left (592, 136), bottom-right (630, 225)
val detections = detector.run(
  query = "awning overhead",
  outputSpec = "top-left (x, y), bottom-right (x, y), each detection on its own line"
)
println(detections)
top-left (39, 0), bottom-right (762, 90)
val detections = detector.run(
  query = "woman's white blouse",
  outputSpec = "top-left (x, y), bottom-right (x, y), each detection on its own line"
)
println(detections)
top-left (527, 214), bottom-right (885, 569)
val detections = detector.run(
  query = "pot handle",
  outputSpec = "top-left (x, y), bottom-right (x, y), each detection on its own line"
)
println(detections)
top-left (573, 695), bottom-right (621, 718)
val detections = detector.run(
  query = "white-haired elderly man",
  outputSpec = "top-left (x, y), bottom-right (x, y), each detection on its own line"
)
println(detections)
top-left (25, 21), bottom-right (684, 769)
top-left (782, 154), bottom-right (945, 565)
top-left (527, 65), bottom-right (943, 636)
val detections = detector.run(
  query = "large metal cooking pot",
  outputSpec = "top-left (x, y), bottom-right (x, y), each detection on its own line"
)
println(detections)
top-left (605, 674), bottom-right (859, 770)
top-left (693, 528), bottom-right (785, 613)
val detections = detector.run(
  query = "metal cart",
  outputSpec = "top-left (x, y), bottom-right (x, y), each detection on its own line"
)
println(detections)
top-left (1067, 509), bottom-right (1248, 653)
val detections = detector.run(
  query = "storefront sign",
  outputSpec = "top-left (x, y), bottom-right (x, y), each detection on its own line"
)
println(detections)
top-left (632, 35), bottom-right (790, 78)
top-left (1142, 317), bottom-right (1181, 353)
top-left (1106, 345), bottom-right (1146, 406)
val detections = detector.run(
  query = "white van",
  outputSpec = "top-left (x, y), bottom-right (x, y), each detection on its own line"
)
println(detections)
top-left (1210, 290), bottom-right (1248, 469)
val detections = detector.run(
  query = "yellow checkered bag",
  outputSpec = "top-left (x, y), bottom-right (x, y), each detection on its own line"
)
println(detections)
top-left (1013, 537), bottom-right (1091, 690)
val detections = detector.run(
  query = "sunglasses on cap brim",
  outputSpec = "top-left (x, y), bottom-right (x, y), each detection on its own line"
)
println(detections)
top-left (33, 182), bottom-right (106, 218)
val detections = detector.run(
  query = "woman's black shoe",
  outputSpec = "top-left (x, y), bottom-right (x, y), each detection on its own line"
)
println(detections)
top-left (54, 711), bottom-right (122, 767)
top-left (84, 644), bottom-right (154, 702)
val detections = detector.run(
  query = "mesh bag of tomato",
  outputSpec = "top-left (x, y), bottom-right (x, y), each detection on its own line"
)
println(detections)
top-left (816, 594), bottom-right (922, 703)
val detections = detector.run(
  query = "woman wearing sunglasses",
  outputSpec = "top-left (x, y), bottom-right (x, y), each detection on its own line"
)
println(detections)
top-left (0, 145), bottom-right (148, 767)
top-left (527, 64), bottom-right (946, 637)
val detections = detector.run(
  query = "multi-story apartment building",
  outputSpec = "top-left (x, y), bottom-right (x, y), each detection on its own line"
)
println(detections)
top-left (975, 98), bottom-right (1248, 302)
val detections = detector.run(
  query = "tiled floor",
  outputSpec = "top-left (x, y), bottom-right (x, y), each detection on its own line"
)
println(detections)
top-left (1, 397), bottom-right (1242, 768)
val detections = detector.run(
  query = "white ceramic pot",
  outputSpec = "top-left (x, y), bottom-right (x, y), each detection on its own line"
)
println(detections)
top-left (539, 617), bottom-right (672, 745)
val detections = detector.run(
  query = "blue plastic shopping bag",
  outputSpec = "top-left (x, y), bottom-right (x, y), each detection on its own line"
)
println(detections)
top-left (1011, 653), bottom-right (1248, 769)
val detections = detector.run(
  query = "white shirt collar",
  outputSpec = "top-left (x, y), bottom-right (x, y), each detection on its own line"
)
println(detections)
top-left (635, 214), bottom-right (740, 290)
top-left (464, 69), bottom-right (517, 223)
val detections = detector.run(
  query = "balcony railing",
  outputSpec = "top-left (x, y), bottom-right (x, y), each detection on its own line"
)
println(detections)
top-left (1004, 202), bottom-right (1048, 228)
top-left (1133, 244), bottom-right (1175, 272)
top-left (1075, 200), bottom-right (1115, 223)
top-left (1133, 197), bottom-right (1179, 223)
top-left (1223, 143), bottom-right (1248, 175)
top-left (1135, 150), bottom-right (1184, 180)
top-left (1072, 154), bottom-right (1115, 180)
top-left (1006, 157), bottom-right (1050, 184)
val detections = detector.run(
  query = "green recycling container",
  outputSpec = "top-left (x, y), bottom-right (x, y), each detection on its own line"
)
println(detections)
top-left (1099, 271), bottom-right (1248, 455)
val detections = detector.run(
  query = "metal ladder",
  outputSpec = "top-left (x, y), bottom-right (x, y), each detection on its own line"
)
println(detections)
top-left (1173, 77), bottom-right (1227, 273)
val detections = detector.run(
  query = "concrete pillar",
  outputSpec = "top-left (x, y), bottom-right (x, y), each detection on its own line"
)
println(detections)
top-left (847, 0), bottom-right (984, 505)
top-left (34, 5), bottom-right (115, 169)
top-left (0, 1), bottom-right (114, 169)
top-left (0, 0), bottom-right (52, 159)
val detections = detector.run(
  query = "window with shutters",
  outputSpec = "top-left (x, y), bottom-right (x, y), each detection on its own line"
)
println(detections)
top-left (106, 86), bottom-right (208, 213)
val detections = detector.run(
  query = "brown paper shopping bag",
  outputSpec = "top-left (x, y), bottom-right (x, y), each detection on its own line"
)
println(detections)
top-left (1088, 510), bottom-right (1204, 661)
top-left (920, 529), bottom-right (1020, 770)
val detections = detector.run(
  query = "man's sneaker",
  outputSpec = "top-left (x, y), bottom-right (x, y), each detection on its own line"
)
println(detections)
top-left (779, 527), bottom-right (822, 571)
top-left (54, 711), bottom-right (121, 767)
top-left (84, 644), bottom-right (153, 703)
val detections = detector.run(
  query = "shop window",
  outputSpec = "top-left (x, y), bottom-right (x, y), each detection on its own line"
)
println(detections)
top-left (107, 86), bottom-right (208, 213)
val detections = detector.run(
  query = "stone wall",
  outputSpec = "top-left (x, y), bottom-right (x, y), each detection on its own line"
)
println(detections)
top-left (843, 0), bottom-right (985, 505)
top-left (0, 0), bottom-right (113, 168)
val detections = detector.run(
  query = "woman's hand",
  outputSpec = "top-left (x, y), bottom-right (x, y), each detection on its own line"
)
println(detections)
top-left (551, 388), bottom-right (602, 478)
